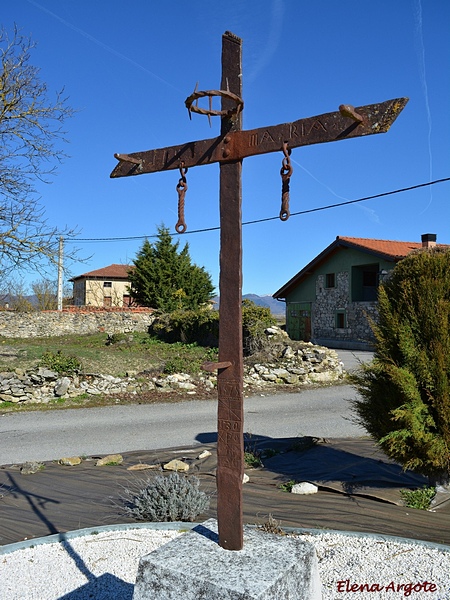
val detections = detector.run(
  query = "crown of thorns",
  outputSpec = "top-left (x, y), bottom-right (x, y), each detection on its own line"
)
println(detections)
top-left (185, 88), bottom-right (244, 118)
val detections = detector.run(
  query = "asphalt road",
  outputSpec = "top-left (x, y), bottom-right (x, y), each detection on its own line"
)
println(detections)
top-left (0, 383), bottom-right (367, 466)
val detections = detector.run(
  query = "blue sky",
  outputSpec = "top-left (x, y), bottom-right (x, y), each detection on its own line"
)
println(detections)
top-left (2, 1), bottom-right (449, 295)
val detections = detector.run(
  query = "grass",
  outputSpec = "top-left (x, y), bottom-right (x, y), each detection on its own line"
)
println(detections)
top-left (0, 332), bottom-right (218, 377)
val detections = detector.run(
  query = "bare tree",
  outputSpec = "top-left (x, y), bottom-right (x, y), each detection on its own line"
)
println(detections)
top-left (0, 25), bottom-right (79, 276)
top-left (0, 278), bottom-right (34, 312)
top-left (31, 277), bottom-right (57, 310)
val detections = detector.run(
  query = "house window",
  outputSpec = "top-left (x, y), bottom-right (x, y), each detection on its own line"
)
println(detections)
top-left (325, 273), bottom-right (335, 288)
top-left (351, 264), bottom-right (379, 301)
top-left (335, 310), bottom-right (346, 329)
top-left (103, 282), bottom-right (112, 288)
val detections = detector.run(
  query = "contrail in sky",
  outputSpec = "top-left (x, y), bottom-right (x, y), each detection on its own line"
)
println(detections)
top-left (27, 0), bottom-right (181, 92)
top-left (413, 0), bottom-right (433, 213)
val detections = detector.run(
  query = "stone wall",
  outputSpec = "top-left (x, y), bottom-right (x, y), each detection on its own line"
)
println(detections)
top-left (0, 327), bottom-right (345, 405)
top-left (312, 272), bottom-right (377, 349)
top-left (0, 307), bottom-right (155, 339)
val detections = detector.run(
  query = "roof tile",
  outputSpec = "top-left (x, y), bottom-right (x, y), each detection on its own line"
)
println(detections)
top-left (72, 264), bottom-right (132, 280)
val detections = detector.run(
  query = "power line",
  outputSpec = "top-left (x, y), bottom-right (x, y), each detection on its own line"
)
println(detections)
top-left (69, 177), bottom-right (450, 243)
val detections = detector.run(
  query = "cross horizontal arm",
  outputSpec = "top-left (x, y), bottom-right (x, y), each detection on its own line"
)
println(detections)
top-left (110, 97), bottom-right (408, 178)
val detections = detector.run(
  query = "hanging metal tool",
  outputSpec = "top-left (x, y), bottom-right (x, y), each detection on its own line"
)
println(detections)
top-left (175, 163), bottom-right (188, 233)
top-left (280, 142), bottom-right (293, 221)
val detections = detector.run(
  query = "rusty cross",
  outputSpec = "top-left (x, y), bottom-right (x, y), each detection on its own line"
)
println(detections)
top-left (111, 32), bottom-right (407, 551)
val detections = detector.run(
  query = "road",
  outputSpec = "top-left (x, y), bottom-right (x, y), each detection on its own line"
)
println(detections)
top-left (0, 384), bottom-right (367, 466)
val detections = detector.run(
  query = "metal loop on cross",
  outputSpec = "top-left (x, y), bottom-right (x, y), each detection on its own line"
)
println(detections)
top-left (279, 142), bottom-right (293, 221)
top-left (175, 163), bottom-right (188, 233)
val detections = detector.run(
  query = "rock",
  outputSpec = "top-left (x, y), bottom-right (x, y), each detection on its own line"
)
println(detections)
top-left (163, 459), bottom-right (189, 472)
top-left (282, 346), bottom-right (295, 359)
top-left (291, 482), bottom-right (318, 495)
top-left (261, 373), bottom-right (277, 382)
top-left (243, 473), bottom-right (250, 484)
top-left (54, 377), bottom-right (71, 397)
top-left (197, 450), bottom-right (212, 459)
top-left (127, 463), bottom-right (160, 471)
top-left (20, 461), bottom-right (45, 475)
top-left (279, 373), bottom-right (299, 385)
top-left (37, 368), bottom-right (58, 380)
top-left (177, 381), bottom-right (197, 391)
top-left (95, 453), bottom-right (123, 466)
top-left (58, 456), bottom-right (82, 466)
top-left (308, 372), bottom-right (337, 384)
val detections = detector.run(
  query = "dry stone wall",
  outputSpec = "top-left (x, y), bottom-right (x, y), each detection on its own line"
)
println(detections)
top-left (0, 308), bottom-right (155, 339)
top-left (0, 327), bottom-right (345, 406)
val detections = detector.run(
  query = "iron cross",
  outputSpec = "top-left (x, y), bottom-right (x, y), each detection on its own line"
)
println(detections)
top-left (111, 31), bottom-right (407, 551)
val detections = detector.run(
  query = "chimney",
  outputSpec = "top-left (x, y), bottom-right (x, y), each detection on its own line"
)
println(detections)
top-left (421, 233), bottom-right (437, 248)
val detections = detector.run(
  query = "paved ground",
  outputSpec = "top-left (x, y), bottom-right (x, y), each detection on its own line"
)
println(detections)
top-left (335, 349), bottom-right (374, 372)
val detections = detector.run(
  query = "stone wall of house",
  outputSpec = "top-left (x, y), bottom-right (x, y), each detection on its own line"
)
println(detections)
top-left (345, 302), bottom-right (378, 345)
top-left (0, 307), bottom-right (155, 339)
top-left (312, 272), bottom-right (377, 347)
top-left (313, 272), bottom-right (349, 339)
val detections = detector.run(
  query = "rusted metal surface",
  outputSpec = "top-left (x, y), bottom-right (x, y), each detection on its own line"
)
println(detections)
top-left (339, 104), bottom-right (364, 123)
top-left (202, 360), bottom-right (232, 372)
top-left (175, 163), bottom-right (188, 233)
top-left (185, 86), bottom-right (244, 120)
top-left (280, 142), bottom-right (292, 221)
top-left (110, 97), bottom-right (408, 178)
top-left (216, 30), bottom-right (244, 551)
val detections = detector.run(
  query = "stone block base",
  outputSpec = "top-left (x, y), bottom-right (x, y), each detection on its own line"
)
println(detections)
top-left (133, 519), bottom-right (322, 599)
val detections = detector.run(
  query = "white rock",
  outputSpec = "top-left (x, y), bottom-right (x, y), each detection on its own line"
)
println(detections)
top-left (243, 473), bottom-right (250, 484)
top-left (197, 450), bottom-right (211, 459)
top-left (291, 482), bottom-right (318, 495)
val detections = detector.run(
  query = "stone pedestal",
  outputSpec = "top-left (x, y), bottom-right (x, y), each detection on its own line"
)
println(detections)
top-left (133, 519), bottom-right (322, 599)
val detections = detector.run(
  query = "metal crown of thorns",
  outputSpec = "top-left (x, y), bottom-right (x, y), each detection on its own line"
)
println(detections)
top-left (185, 85), bottom-right (244, 125)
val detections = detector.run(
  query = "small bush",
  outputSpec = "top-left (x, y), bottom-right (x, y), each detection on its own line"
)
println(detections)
top-left (244, 451), bottom-right (263, 468)
top-left (122, 472), bottom-right (210, 522)
top-left (40, 350), bottom-right (82, 374)
top-left (257, 514), bottom-right (286, 535)
top-left (278, 480), bottom-right (297, 492)
top-left (150, 308), bottom-right (219, 346)
top-left (163, 356), bottom-right (191, 375)
top-left (105, 333), bottom-right (133, 346)
top-left (400, 486), bottom-right (436, 510)
top-left (242, 299), bottom-right (276, 356)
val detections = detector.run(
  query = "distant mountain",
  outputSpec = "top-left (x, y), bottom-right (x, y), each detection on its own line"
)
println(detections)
top-left (212, 294), bottom-right (285, 316)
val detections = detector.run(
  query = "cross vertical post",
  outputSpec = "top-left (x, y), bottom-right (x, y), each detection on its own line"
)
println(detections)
top-left (216, 31), bottom-right (244, 551)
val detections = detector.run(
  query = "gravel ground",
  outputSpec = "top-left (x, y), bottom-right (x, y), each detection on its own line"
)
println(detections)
top-left (0, 527), bottom-right (449, 599)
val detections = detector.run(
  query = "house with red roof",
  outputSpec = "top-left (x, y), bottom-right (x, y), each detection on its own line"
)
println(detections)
top-left (273, 234), bottom-right (446, 350)
top-left (70, 264), bottom-right (133, 307)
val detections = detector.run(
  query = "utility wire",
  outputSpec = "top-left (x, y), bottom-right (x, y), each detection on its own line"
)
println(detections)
top-left (69, 177), bottom-right (450, 243)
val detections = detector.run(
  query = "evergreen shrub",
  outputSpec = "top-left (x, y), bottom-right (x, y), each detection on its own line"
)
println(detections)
top-left (351, 248), bottom-right (450, 486)
top-left (151, 307), bottom-right (219, 346)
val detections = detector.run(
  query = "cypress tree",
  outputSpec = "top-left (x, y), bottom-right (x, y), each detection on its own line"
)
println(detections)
top-left (351, 247), bottom-right (450, 487)
top-left (128, 226), bottom-right (214, 311)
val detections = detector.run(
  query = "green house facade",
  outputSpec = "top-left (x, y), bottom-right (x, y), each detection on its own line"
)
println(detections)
top-left (273, 234), bottom-right (441, 350)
